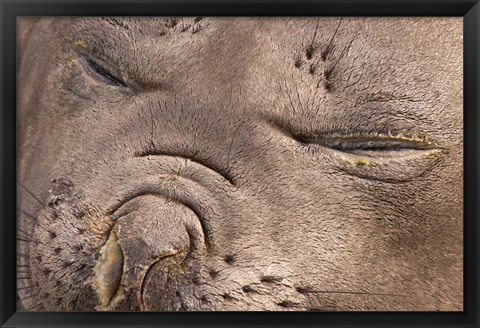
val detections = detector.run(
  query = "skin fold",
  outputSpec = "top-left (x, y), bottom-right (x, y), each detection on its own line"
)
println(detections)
top-left (17, 17), bottom-right (463, 311)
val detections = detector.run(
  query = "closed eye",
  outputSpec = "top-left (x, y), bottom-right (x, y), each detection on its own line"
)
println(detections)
top-left (83, 56), bottom-right (127, 87)
top-left (271, 121), bottom-right (448, 183)
top-left (297, 132), bottom-right (441, 155)
top-left (296, 132), bottom-right (447, 183)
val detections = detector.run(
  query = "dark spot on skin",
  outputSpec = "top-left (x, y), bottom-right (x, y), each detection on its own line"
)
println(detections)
top-left (296, 286), bottom-right (312, 293)
top-left (54, 280), bottom-right (62, 288)
top-left (74, 210), bottom-right (85, 219)
top-left (200, 295), bottom-right (208, 303)
top-left (194, 17), bottom-right (204, 23)
top-left (277, 300), bottom-right (299, 308)
top-left (294, 58), bottom-right (302, 68)
top-left (321, 44), bottom-right (335, 61)
top-left (49, 231), bottom-right (57, 239)
top-left (324, 67), bottom-right (333, 80)
top-left (42, 268), bottom-right (51, 276)
top-left (192, 25), bottom-right (201, 34)
top-left (54, 247), bottom-right (62, 254)
top-left (192, 276), bottom-right (202, 285)
top-left (321, 51), bottom-right (328, 61)
top-left (73, 244), bottom-right (83, 252)
top-left (306, 45), bottom-right (314, 59)
top-left (93, 253), bottom-right (100, 261)
top-left (176, 291), bottom-right (181, 297)
top-left (309, 64), bottom-right (316, 75)
top-left (180, 24), bottom-right (189, 32)
top-left (42, 292), bottom-right (50, 298)
top-left (260, 275), bottom-right (280, 283)
top-left (224, 255), bottom-right (235, 264)
top-left (324, 80), bottom-right (332, 91)
top-left (208, 270), bottom-right (219, 278)
top-left (77, 227), bottom-right (85, 234)
top-left (56, 298), bottom-right (62, 306)
top-left (165, 18), bottom-right (178, 28)
top-left (222, 293), bottom-right (234, 301)
top-left (76, 264), bottom-right (87, 271)
top-left (242, 285), bottom-right (256, 293)
top-left (62, 261), bottom-right (73, 268)
top-left (36, 255), bottom-right (42, 262)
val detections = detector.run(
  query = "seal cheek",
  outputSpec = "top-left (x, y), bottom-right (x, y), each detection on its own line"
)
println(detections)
top-left (92, 229), bottom-right (124, 310)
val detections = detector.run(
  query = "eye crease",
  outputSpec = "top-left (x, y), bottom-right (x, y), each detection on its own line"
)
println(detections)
top-left (84, 56), bottom-right (127, 87)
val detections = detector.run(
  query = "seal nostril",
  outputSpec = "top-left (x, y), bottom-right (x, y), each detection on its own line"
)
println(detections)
top-left (92, 230), bottom-right (124, 311)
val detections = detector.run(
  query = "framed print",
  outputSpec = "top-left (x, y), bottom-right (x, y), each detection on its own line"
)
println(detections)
top-left (1, 0), bottom-right (479, 327)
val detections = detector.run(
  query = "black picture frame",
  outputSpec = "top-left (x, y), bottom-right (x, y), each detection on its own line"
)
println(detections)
top-left (1, 0), bottom-right (479, 327)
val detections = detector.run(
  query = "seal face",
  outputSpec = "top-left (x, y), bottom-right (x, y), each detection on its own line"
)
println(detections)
top-left (17, 17), bottom-right (463, 311)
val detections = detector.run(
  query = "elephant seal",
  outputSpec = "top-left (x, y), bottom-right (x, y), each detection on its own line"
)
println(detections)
top-left (17, 17), bottom-right (463, 311)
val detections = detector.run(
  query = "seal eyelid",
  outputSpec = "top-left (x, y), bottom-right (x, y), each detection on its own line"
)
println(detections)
top-left (83, 56), bottom-right (127, 87)
top-left (298, 132), bottom-right (441, 153)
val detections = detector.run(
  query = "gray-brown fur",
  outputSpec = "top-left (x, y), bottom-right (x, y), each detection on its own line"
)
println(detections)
top-left (17, 17), bottom-right (463, 311)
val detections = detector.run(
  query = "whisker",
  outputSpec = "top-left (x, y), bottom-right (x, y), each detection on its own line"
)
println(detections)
top-left (17, 264), bottom-right (31, 268)
top-left (298, 288), bottom-right (404, 297)
top-left (17, 237), bottom-right (33, 243)
top-left (18, 227), bottom-right (34, 237)
top-left (17, 276), bottom-right (32, 280)
top-left (324, 19), bottom-right (364, 82)
top-left (17, 232), bottom-right (45, 245)
top-left (18, 208), bottom-right (50, 233)
top-left (323, 18), bottom-right (343, 59)
top-left (17, 180), bottom-right (45, 207)
top-left (29, 303), bottom-right (45, 311)
top-left (17, 252), bottom-right (30, 258)
top-left (17, 285), bottom-right (36, 291)
top-left (17, 208), bottom-right (38, 222)
top-left (18, 293), bottom-right (37, 301)
top-left (313, 18), bottom-right (343, 76)
top-left (307, 18), bottom-right (320, 55)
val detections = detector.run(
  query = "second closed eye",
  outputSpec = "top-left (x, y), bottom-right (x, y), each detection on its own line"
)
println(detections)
top-left (81, 55), bottom-right (127, 87)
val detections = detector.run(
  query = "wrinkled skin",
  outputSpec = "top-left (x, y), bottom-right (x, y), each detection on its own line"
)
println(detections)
top-left (17, 17), bottom-right (463, 311)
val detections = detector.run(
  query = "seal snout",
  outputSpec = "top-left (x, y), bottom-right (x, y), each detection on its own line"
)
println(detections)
top-left (93, 193), bottom-right (206, 311)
